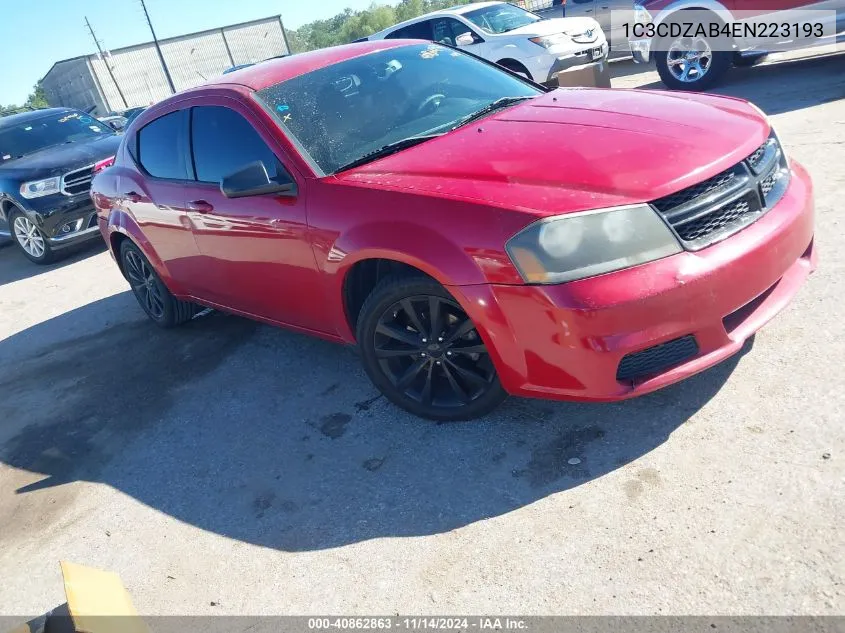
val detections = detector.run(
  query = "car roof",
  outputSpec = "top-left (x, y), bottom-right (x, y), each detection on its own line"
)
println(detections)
top-left (0, 108), bottom-right (76, 129)
top-left (199, 40), bottom-right (418, 92)
top-left (371, 0), bottom-right (502, 35)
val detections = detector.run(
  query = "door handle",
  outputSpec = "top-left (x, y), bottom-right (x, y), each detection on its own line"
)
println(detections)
top-left (124, 191), bottom-right (142, 203)
top-left (187, 199), bottom-right (214, 214)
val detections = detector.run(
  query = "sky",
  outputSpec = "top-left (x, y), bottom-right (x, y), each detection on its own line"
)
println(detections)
top-left (0, 0), bottom-right (379, 106)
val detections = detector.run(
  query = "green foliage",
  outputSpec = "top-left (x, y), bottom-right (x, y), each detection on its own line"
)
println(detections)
top-left (25, 82), bottom-right (49, 109)
top-left (288, 0), bottom-right (475, 52)
top-left (0, 82), bottom-right (49, 117)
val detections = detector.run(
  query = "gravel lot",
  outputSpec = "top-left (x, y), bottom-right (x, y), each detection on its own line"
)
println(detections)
top-left (1, 52), bottom-right (843, 617)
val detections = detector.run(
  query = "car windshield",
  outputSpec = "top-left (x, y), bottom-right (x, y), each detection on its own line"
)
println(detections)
top-left (256, 44), bottom-right (541, 174)
top-left (0, 111), bottom-right (114, 162)
top-left (462, 3), bottom-right (541, 34)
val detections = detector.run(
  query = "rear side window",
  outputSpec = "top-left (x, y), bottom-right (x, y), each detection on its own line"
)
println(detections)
top-left (190, 106), bottom-right (283, 183)
top-left (385, 20), bottom-right (433, 40)
top-left (137, 111), bottom-right (187, 180)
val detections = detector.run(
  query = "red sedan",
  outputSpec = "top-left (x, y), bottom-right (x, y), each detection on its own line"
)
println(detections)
top-left (91, 40), bottom-right (816, 421)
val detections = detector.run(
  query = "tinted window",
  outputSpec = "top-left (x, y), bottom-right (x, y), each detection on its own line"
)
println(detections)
top-left (137, 111), bottom-right (187, 180)
top-left (190, 106), bottom-right (283, 183)
top-left (385, 21), bottom-right (433, 40)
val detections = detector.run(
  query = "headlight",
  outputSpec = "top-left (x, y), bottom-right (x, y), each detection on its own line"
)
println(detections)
top-left (633, 3), bottom-right (653, 24)
top-left (529, 33), bottom-right (570, 49)
top-left (20, 176), bottom-right (61, 199)
top-left (506, 204), bottom-right (682, 284)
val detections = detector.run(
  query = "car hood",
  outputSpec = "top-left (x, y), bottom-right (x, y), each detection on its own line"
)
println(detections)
top-left (338, 89), bottom-right (770, 217)
top-left (504, 16), bottom-right (600, 38)
top-left (0, 135), bottom-right (121, 182)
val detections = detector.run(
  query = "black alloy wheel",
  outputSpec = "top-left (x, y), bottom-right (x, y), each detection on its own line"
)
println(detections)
top-left (124, 247), bottom-right (166, 321)
top-left (120, 241), bottom-right (199, 328)
top-left (357, 276), bottom-right (507, 421)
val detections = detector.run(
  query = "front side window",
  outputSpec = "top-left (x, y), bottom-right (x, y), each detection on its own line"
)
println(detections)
top-left (190, 106), bottom-right (284, 183)
top-left (462, 3), bottom-right (541, 34)
top-left (256, 44), bottom-right (540, 175)
top-left (431, 18), bottom-right (477, 46)
top-left (0, 111), bottom-right (114, 163)
top-left (137, 111), bottom-right (188, 180)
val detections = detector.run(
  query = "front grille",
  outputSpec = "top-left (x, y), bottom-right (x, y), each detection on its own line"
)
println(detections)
top-left (61, 164), bottom-right (95, 196)
top-left (651, 134), bottom-right (790, 250)
top-left (652, 169), bottom-right (738, 213)
top-left (616, 335), bottom-right (699, 382)
top-left (674, 193), bottom-right (757, 242)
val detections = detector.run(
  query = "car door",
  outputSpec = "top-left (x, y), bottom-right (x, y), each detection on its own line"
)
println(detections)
top-left (185, 101), bottom-right (330, 332)
top-left (124, 108), bottom-right (204, 293)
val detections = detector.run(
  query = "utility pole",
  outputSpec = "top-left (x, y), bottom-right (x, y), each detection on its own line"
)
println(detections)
top-left (139, 0), bottom-right (176, 94)
top-left (85, 16), bottom-right (128, 110)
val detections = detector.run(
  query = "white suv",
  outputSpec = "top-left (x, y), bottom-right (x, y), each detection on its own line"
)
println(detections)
top-left (365, 1), bottom-right (608, 87)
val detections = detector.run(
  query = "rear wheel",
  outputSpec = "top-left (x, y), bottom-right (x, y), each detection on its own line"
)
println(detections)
top-left (10, 211), bottom-right (53, 264)
top-left (357, 276), bottom-right (507, 421)
top-left (655, 33), bottom-right (732, 90)
top-left (121, 241), bottom-right (199, 328)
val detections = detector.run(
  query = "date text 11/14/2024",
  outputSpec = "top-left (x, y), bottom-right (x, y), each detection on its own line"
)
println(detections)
top-left (308, 617), bottom-right (528, 630)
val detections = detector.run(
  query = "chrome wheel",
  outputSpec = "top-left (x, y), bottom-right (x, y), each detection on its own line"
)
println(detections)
top-left (666, 36), bottom-right (713, 83)
top-left (374, 295), bottom-right (496, 409)
top-left (13, 215), bottom-right (46, 259)
top-left (124, 249), bottom-right (165, 320)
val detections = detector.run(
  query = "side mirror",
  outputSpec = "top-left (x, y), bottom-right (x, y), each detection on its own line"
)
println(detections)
top-left (455, 32), bottom-right (475, 46)
top-left (220, 161), bottom-right (297, 199)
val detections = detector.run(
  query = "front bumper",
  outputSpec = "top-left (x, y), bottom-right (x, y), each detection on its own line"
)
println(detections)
top-left (25, 194), bottom-right (101, 249)
top-left (544, 43), bottom-right (611, 87)
top-left (630, 38), bottom-right (651, 63)
top-left (453, 159), bottom-right (816, 402)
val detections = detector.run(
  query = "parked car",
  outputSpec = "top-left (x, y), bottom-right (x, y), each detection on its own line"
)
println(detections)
top-left (99, 114), bottom-right (128, 132)
top-left (626, 0), bottom-right (845, 90)
top-left (122, 107), bottom-right (147, 126)
top-left (91, 41), bottom-right (816, 421)
top-left (364, 1), bottom-right (609, 87)
top-left (0, 108), bottom-right (120, 263)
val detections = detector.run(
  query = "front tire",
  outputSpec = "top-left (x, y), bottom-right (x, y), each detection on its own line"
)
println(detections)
top-left (10, 211), bottom-right (53, 264)
top-left (356, 276), bottom-right (507, 421)
top-left (120, 240), bottom-right (199, 328)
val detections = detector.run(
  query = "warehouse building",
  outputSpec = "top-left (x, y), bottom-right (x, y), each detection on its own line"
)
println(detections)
top-left (40, 15), bottom-right (290, 115)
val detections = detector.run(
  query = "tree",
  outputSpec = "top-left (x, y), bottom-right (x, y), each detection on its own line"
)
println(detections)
top-left (25, 82), bottom-right (49, 109)
top-left (287, 0), bottom-right (474, 53)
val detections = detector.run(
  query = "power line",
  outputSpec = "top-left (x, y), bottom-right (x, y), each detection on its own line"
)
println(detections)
top-left (139, 0), bottom-right (176, 94)
top-left (85, 16), bottom-right (128, 111)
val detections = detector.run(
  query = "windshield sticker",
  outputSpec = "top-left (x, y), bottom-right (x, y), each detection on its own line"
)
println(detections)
top-left (2, 154), bottom-right (10, 160)
top-left (80, 116), bottom-right (93, 124)
top-left (23, 126), bottom-right (33, 131)
top-left (276, 104), bottom-right (290, 113)
top-left (58, 113), bottom-right (81, 123)
top-left (89, 125), bottom-right (102, 132)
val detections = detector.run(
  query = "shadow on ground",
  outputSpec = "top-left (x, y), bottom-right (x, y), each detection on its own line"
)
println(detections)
top-left (0, 293), bottom-right (750, 552)
top-left (613, 50), bottom-right (845, 115)
top-left (0, 239), bottom-right (108, 287)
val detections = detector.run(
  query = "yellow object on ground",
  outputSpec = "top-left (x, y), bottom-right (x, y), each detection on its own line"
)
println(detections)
top-left (59, 561), bottom-right (148, 633)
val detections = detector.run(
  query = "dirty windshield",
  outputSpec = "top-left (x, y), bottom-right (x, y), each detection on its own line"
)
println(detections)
top-left (256, 43), bottom-right (540, 174)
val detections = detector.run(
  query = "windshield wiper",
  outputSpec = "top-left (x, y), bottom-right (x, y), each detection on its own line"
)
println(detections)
top-left (336, 133), bottom-right (444, 172)
top-left (452, 96), bottom-right (535, 130)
